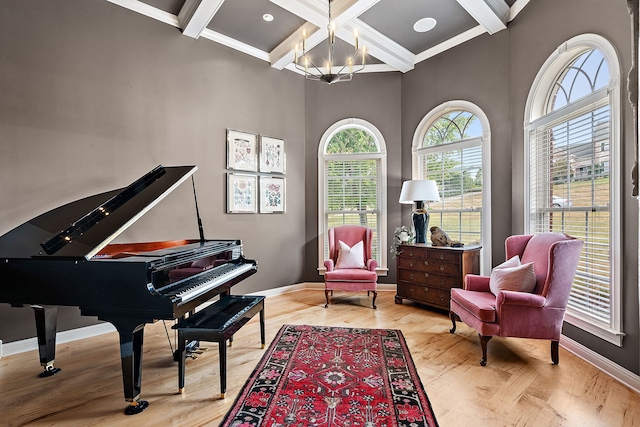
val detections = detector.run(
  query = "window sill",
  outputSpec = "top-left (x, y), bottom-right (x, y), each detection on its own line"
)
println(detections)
top-left (564, 311), bottom-right (624, 347)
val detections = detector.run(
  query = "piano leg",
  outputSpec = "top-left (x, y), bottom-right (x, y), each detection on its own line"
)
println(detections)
top-left (112, 319), bottom-right (149, 415)
top-left (31, 305), bottom-right (61, 377)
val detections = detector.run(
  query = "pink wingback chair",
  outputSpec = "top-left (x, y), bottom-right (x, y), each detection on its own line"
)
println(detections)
top-left (324, 225), bottom-right (378, 309)
top-left (449, 233), bottom-right (583, 366)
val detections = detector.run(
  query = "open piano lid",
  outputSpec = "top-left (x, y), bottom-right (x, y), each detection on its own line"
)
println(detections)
top-left (0, 165), bottom-right (198, 260)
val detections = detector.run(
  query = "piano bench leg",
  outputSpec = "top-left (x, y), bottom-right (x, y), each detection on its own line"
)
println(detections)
top-left (219, 339), bottom-right (227, 398)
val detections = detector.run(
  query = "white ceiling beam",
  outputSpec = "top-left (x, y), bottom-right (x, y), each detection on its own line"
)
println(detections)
top-left (270, 22), bottom-right (323, 70)
top-left (509, 0), bottom-right (530, 21)
top-left (415, 25), bottom-right (487, 64)
top-left (456, 0), bottom-right (509, 35)
top-left (340, 18), bottom-right (415, 73)
top-left (178, 0), bottom-right (225, 39)
top-left (269, 0), bottom-right (328, 27)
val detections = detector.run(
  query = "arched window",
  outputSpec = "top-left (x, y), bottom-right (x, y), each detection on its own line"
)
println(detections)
top-left (412, 101), bottom-right (492, 274)
top-left (525, 34), bottom-right (622, 345)
top-left (318, 118), bottom-right (388, 274)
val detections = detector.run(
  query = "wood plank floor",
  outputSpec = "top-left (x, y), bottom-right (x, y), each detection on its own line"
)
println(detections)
top-left (2, 290), bottom-right (640, 426)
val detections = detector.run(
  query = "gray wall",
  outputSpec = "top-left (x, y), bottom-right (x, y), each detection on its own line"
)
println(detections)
top-left (400, 0), bottom-right (638, 373)
top-left (0, 0), bottom-right (306, 341)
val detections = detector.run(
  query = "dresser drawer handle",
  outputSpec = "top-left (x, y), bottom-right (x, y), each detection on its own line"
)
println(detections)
top-left (424, 287), bottom-right (429, 292)
top-left (409, 261), bottom-right (414, 267)
top-left (440, 265), bottom-right (445, 271)
top-left (409, 273), bottom-right (414, 280)
top-left (409, 251), bottom-right (414, 257)
top-left (440, 279), bottom-right (445, 285)
top-left (440, 254), bottom-right (445, 260)
top-left (424, 272), bottom-right (429, 279)
top-left (423, 260), bottom-right (429, 267)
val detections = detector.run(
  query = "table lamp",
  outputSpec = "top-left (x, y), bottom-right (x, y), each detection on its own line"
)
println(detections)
top-left (399, 180), bottom-right (440, 243)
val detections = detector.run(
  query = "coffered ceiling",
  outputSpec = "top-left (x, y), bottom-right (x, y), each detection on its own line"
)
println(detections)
top-left (106, 0), bottom-right (529, 76)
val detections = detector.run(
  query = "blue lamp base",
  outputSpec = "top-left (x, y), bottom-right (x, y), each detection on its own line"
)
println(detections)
top-left (412, 210), bottom-right (430, 244)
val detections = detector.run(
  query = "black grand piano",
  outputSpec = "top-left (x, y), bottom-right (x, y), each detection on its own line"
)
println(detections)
top-left (0, 165), bottom-right (257, 414)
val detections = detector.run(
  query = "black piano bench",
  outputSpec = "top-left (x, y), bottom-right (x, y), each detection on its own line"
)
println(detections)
top-left (172, 295), bottom-right (265, 398)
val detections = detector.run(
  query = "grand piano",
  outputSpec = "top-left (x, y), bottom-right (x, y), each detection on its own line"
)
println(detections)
top-left (0, 165), bottom-right (257, 414)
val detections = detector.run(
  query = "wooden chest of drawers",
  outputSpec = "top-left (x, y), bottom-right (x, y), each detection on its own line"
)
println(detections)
top-left (395, 244), bottom-right (481, 311)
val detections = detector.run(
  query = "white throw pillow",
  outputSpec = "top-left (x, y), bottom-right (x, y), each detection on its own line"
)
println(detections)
top-left (489, 258), bottom-right (536, 295)
top-left (335, 240), bottom-right (365, 269)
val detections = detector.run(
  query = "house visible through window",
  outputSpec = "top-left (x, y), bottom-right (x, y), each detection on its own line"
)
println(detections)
top-left (318, 119), bottom-right (387, 274)
top-left (525, 34), bottom-right (622, 345)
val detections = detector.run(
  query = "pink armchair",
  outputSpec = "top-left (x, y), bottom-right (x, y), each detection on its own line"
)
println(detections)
top-left (324, 225), bottom-right (378, 309)
top-left (449, 233), bottom-right (583, 366)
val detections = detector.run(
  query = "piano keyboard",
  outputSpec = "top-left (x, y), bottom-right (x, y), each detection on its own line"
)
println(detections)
top-left (164, 262), bottom-right (256, 305)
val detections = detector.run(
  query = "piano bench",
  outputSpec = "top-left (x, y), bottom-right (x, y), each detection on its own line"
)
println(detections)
top-left (172, 295), bottom-right (266, 398)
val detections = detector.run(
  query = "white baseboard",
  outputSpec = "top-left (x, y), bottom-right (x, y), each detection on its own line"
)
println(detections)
top-left (560, 334), bottom-right (640, 394)
top-left (2, 323), bottom-right (116, 358)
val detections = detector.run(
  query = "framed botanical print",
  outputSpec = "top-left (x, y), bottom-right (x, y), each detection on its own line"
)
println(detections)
top-left (259, 176), bottom-right (285, 213)
top-left (259, 136), bottom-right (286, 174)
top-left (227, 173), bottom-right (257, 213)
top-left (227, 129), bottom-right (258, 172)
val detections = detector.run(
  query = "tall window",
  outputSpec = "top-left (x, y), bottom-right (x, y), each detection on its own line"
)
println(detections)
top-left (413, 101), bottom-right (491, 273)
top-left (525, 34), bottom-right (622, 345)
top-left (318, 118), bottom-right (387, 273)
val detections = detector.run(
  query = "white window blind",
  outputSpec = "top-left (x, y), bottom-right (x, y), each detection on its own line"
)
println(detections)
top-left (529, 94), bottom-right (611, 324)
top-left (418, 141), bottom-right (483, 244)
top-left (324, 156), bottom-right (381, 261)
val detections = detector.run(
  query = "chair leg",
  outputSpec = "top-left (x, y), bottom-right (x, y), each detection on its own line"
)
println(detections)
top-left (324, 289), bottom-right (330, 308)
top-left (479, 334), bottom-right (492, 366)
top-left (551, 340), bottom-right (559, 365)
top-left (371, 290), bottom-right (377, 309)
top-left (449, 311), bottom-right (457, 333)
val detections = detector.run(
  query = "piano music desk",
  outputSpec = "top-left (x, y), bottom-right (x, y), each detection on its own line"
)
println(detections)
top-left (173, 295), bottom-right (265, 397)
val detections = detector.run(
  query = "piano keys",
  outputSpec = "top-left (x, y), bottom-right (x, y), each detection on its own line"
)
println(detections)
top-left (0, 165), bottom-right (257, 415)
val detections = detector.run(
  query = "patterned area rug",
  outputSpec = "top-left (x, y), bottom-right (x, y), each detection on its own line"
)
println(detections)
top-left (221, 324), bottom-right (438, 426)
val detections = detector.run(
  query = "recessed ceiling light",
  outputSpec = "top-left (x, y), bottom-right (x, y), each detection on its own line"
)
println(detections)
top-left (414, 17), bottom-right (437, 33)
top-left (263, 13), bottom-right (274, 22)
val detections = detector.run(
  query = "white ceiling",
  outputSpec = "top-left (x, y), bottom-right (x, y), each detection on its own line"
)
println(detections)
top-left (106, 0), bottom-right (529, 77)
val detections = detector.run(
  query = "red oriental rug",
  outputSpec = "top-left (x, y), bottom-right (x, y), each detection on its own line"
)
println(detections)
top-left (220, 324), bottom-right (438, 427)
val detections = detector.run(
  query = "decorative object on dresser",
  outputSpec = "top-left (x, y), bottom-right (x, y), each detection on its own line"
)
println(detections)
top-left (390, 225), bottom-right (414, 258)
top-left (429, 226), bottom-right (452, 246)
top-left (395, 243), bottom-right (481, 310)
top-left (399, 180), bottom-right (440, 243)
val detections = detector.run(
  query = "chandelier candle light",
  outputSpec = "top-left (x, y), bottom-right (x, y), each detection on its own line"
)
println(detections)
top-left (399, 180), bottom-right (440, 244)
top-left (294, 0), bottom-right (366, 84)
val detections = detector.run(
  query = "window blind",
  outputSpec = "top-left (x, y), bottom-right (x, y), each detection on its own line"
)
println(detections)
top-left (528, 95), bottom-right (611, 324)
top-left (324, 157), bottom-right (381, 261)
top-left (417, 139), bottom-right (483, 244)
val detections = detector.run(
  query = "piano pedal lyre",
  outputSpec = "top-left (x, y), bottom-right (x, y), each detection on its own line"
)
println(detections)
top-left (39, 363), bottom-right (61, 378)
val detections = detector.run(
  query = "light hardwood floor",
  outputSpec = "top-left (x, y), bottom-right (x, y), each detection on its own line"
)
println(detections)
top-left (2, 290), bottom-right (640, 426)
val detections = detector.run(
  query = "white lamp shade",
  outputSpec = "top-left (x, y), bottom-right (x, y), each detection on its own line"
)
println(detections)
top-left (399, 180), bottom-right (440, 204)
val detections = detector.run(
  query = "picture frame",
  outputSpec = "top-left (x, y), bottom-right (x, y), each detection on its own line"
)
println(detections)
top-left (227, 173), bottom-right (257, 213)
top-left (227, 129), bottom-right (258, 172)
top-left (259, 176), bottom-right (286, 213)
top-left (259, 135), bottom-right (286, 174)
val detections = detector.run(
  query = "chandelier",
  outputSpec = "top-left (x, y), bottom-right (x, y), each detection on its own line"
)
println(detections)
top-left (294, 0), bottom-right (366, 84)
